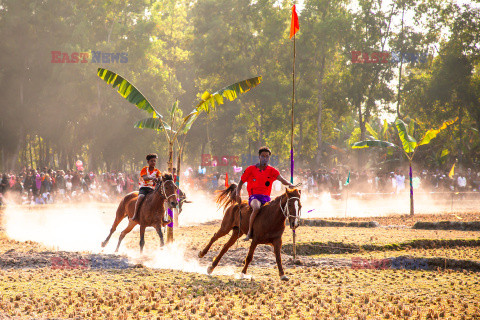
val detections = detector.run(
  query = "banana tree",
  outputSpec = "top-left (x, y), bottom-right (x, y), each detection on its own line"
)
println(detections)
top-left (352, 117), bottom-right (457, 215)
top-left (97, 67), bottom-right (261, 174)
top-left (133, 76), bottom-right (263, 178)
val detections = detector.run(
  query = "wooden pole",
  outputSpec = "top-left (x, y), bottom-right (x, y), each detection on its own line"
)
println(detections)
top-left (167, 141), bottom-right (174, 243)
top-left (293, 229), bottom-right (296, 260)
top-left (290, 33), bottom-right (296, 184)
top-left (409, 162), bottom-right (414, 216)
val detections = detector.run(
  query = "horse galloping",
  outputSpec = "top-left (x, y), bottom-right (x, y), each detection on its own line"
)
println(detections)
top-left (101, 173), bottom-right (179, 253)
top-left (199, 184), bottom-right (301, 280)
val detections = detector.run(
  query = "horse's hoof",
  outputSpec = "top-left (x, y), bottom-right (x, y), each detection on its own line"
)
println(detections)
top-left (280, 275), bottom-right (289, 281)
top-left (160, 241), bottom-right (164, 247)
top-left (198, 251), bottom-right (205, 258)
top-left (207, 265), bottom-right (214, 275)
top-left (101, 242), bottom-right (106, 248)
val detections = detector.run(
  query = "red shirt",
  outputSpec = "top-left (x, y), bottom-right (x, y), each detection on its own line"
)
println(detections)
top-left (241, 165), bottom-right (280, 197)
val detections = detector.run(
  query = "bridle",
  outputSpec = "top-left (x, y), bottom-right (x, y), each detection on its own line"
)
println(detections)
top-left (280, 194), bottom-right (301, 228)
top-left (157, 179), bottom-right (178, 204)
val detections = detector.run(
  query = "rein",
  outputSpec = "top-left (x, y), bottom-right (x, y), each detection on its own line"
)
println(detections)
top-left (156, 179), bottom-right (178, 202)
top-left (280, 195), bottom-right (301, 222)
top-left (280, 193), bottom-right (301, 260)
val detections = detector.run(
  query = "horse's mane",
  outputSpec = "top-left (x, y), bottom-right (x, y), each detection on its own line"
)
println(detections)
top-left (265, 188), bottom-right (300, 208)
top-left (215, 183), bottom-right (237, 212)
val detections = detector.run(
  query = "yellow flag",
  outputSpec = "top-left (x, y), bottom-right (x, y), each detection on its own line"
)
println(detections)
top-left (448, 163), bottom-right (455, 179)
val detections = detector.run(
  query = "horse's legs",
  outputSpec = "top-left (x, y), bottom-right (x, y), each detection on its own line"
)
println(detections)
top-left (139, 225), bottom-right (146, 254)
top-left (240, 240), bottom-right (258, 275)
top-left (207, 229), bottom-right (240, 274)
top-left (154, 224), bottom-right (164, 247)
top-left (115, 219), bottom-right (137, 253)
top-left (101, 202), bottom-right (128, 248)
top-left (273, 238), bottom-right (288, 281)
top-left (199, 226), bottom-right (234, 258)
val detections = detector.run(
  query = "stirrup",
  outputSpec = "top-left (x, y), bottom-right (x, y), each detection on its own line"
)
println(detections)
top-left (243, 234), bottom-right (252, 241)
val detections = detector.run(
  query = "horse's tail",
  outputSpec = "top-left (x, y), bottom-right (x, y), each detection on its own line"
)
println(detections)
top-left (215, 183), bottom-right (237, 212)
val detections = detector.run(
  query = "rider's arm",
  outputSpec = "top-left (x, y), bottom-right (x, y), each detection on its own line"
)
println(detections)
top-left (236, 180), bottom-right (244, 204)
top-left (276, 175), bottom-right (295, 189)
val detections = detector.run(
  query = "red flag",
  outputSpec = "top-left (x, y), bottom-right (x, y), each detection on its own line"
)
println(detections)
top-left (225, 172), bottom-right (229, 188)
top-left (289, 5), bottom-right (299, 39)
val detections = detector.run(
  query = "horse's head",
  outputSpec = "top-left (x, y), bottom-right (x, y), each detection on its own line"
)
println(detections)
top-left (283, 188), bottom-right (302, 229)
top-left (158, 173), bottom-right (178, 209)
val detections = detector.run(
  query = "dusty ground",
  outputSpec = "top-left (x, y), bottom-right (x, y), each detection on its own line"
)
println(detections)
top-left (1, 206), bottom-right (480, 319)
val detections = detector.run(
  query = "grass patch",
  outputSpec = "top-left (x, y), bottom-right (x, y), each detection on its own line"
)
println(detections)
top-left (283, 239), bottom-right (480, 255)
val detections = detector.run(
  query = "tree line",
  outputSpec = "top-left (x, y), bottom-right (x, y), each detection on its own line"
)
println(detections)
top-left (0, 0), bottom-right (479, 173)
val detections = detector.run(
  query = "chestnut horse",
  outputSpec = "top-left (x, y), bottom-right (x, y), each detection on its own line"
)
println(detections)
top-left (199, 184), bottom-right (301, 281)
top-left (101, 174), bottom-right (179, 253)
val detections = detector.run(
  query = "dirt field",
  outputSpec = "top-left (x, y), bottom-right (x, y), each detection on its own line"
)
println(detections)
top-left (1, 204), bottom-right (480, 319)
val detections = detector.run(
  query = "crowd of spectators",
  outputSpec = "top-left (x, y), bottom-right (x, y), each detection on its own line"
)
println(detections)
top-left (0, 167), bottom-right (137, 206)
top-left (1, 165), bottom-right (480, 206)
top-left (294, 167), bottom-right (480, 197)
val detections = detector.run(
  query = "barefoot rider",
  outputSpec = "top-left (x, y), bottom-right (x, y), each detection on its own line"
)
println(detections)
top-left (236, 146), bottom-right (294, 241)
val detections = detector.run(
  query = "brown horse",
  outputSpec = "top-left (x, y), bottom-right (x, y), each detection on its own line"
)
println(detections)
top-left (101, 174), bottom-right (179, 253)
top-left (199, 184), bottom-right (302, 281)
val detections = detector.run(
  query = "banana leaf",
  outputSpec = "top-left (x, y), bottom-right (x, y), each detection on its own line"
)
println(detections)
top-left (395, 119), bottom-right (417, 153)
top-left (177, 76), bottom-right (262, 137)
top-left (134, 117), bottom-right (173, 132)
top-left (180, 110), bottom-right (199, 134)
top-left (193, 76), bottom-right (262, 114)
top-left (97, 68), bottom-right (161, 118)
top-left (352, 140), bottom-right (396, 149)
top-left (417, 117), bottom-right (458, 146)
top-left (365, 122), bottom-right (379, 140)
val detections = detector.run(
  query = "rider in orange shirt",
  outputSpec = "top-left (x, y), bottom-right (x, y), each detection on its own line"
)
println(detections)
top-left (236, 146), bottom-right (294, 241)
top-left (130, 154), bottom-right (161, 222)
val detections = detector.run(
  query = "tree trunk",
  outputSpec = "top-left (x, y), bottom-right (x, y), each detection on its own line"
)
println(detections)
top-left (28, 136), bottom-right (34, 169)
top-left (409, 162), bottom-right (414, 216)
top-left (315, 56), bottom-right (326, 166)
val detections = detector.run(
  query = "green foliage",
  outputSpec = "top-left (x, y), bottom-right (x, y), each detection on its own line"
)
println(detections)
top-left (395, 119), bottom-right (417, 154)
top-left (352, 140), bottom-right (396, 149)
top-left (194, 77), bottom-right (263, 114)
top-left (134, 118), bottom-right (172, 132)
top-left (97, 68), bottom-right (162, 118)
top-left (1, 0), bottom-right (479, 172)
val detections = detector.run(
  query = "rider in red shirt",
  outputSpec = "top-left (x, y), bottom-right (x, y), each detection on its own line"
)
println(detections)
top-left (236, 146), bottom-right (294, 241)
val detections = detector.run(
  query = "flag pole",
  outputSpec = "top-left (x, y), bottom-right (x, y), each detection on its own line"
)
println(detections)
top-left (290, 25), bottom-right (296, 184)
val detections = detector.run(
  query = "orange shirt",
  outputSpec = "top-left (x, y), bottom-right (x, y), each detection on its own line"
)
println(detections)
top-left (139, 166), bottom-right (161, 189)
